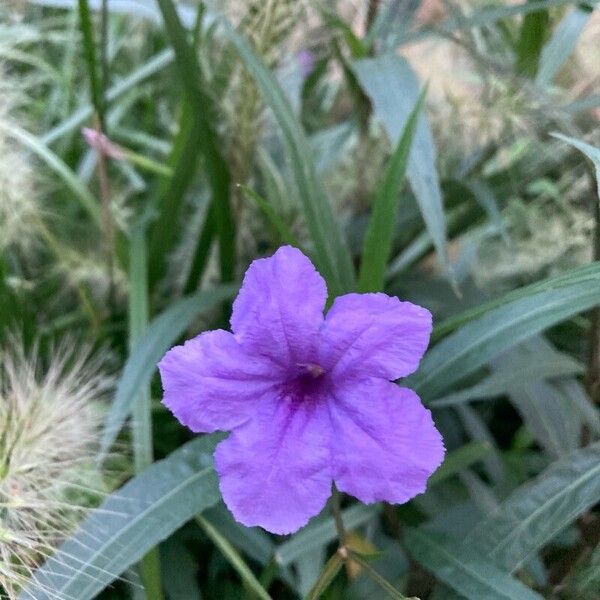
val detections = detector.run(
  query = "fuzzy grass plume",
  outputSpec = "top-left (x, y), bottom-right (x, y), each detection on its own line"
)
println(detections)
top-left (0, 339), bottom-right (111, 599)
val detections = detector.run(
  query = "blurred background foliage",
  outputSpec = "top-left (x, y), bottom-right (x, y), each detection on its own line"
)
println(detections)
top-left (0, 0), bottom-right (599, 599)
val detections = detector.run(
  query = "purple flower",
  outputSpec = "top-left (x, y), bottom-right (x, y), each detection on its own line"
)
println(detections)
top-left (158, 247), bottom-right (444, 534)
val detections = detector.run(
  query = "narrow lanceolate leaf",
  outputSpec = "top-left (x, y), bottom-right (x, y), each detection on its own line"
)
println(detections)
top-left (465, 443), bottom-right (600, 572)
top-left (100, 284), bottom-right (237, 455)
top-left (552, 133), bottom-right (600, 197)
top-left (305, 552), bottom-right (344, 600)
top-left (154, 0), bottom-right (234, 287)
top-left (536, 7), bottom-right (592, 86)
top-left (405, 529), bottom-right (543, 600)
top-left (429, 352), bottom-right (584, 408)
top-left (23, 435), bottom-right (223, 600)
top-left (428, 442), bottom-right (492, 486)
top-left (432, 262), bottom-right (600, 341)
top-left (196, 515), bottom-right (273, 600)
top-left (222, 21), bottom-right (355, 297)
top-left (352, 53), bottom-right (449, 275)
top-left (0, 121), bottom-right (101, 226)
top-left (358, 89), bottom-right (425, 292)
top-left (413, 271), bottom-right (600, 400)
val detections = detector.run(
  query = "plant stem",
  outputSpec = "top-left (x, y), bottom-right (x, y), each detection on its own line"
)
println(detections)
top-left (331, 485), bottom-right (347, 548)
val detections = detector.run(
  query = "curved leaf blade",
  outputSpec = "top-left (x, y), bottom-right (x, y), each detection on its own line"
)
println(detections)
top-left (22, 435), bottom-right (223, 600)
top-left (465, 443), bottom-right (600, 572)
top-left (405, 529), bottom-right (543, 600)
top-left (222, 21), bottom-right (355, 297)
top-left (101, 285), bottom-right (237, 455)
top-left (413, 271), bottom-right (600, 400)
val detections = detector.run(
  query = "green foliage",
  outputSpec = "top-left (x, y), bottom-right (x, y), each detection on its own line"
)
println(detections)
top-left (3, 1), bottom-right (599, 598)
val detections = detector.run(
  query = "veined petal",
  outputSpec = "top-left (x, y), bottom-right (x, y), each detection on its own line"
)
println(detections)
top-left (230, 246), bottom-right (327, 367)
top-left (158, 330), bottom-right (283, 433)
top-left (214, 393), bottom-right (332, 534)
top-left (328, 378), bottom-right (444, 504)
top-left (319, 293), bottom-right (431, 381)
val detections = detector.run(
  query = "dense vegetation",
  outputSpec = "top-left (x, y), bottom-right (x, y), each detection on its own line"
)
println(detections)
top-left (1, 1), bottom-right (599, 599)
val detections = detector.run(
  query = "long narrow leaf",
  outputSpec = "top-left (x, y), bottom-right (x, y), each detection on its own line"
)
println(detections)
top-left (358, 89), bottom-right (424, 292)
top-left (100, 284), bottom-right (237, 455)
top-left (222, 22), bottom-right (355, 297)
top-left (352, 53), bottom-right (449, 275)
top-left (465, 443), bottom-right (600, 572)
top-left (22, 435), bottom-right (223, 600)
top-left (413, 274), bottom-right (600, 400)
top-left (405, 529), bottom-right (543, 600)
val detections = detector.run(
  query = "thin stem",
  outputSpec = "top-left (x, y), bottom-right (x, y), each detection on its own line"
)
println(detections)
top-left (331, 485), bottom-right (347, 548)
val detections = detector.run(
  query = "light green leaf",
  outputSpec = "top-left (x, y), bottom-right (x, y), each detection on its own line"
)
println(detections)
top-left (222, 21), bottom-right (355, 297)
top-left (100, 284), bottom-right (237, 456)
top-left (0, 120), bottom-right (101, 226)
top-left (465, 443), bottom-right (600, 572)
top-left (352, 53), bottom-right (449, 275)
top-left (552, 133), bottom-right (600, 197)
top-left (430, 352), bottom-right (584, 408)
top-left (359, 89), bottom-right (424, 292)
top-left (304, 552), bottom-right (344, 600)
top-left (22, 435), bottom-right (223, 600)
top-left (414, 269), bottom-right (600, 400)
top-left (536, 7), bottom-right (592, 86)
top-left (405, 529), bottom-right (543, 600)
top-left (429, 441), bottom-right (492, 486)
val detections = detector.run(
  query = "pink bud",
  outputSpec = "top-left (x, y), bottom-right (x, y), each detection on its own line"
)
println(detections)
top-left (81, 127), bottom-right (125, 160)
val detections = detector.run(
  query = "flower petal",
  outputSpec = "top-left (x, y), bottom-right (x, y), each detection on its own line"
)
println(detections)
top-left (214, 393), bottom-right (332, 534)
top-left (158, 330), bottom-right (283, 433)
top-left (319, 293), bottom-right (432, 381)
top-left (230, 246), bottom-right (327, 366)
top-left (328, 378), bottom-right (444, 504)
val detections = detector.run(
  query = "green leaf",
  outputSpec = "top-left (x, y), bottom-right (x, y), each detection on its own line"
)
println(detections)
top-left (429, 352), bottom-right (584, 408)
top-left (432, 263), bottom-right (600, 341)
top-left (196, 515), bottom-right (273, 600)
top-left (77, 0), bottom-right (103, 116)
top-left (43, 49), bottom-right (175, 145)
top-left (465, 443), bottom-right (600, 572)
top-left (429, 441), bottom-right (492, 486)
top-left (552, 133), bottom-right (600, 197)
top-left (405, 529), bottom-right (543, 600)
top-left (22, 435), bottom-right (223, 600)
top-left (154, 0), bottom-right (234, 287)
top-left (516, 4), bottom-right (550, 77)
top-left (352, 53), bottom-right (450, 276)
top-left (304, 552), bottom-right (344, 600)
top-left (128, 226), bottom-right (163, 597)
top-left (222, 21), bottom-right (355, 297)
top-left (0, 120), bottom-right (101, 227)
top-left (275, 504), bottom-right (379, 567)
top-left (358, 88), bottom-right (424, 292)
top-left (239, 185), bottom-right (300, 248)
top-left (413, 272), bottom-right (600, 400)
top-left (100, 284), bottom-right (237, 456)
top-left (536, 7), bottom-right (592, 86)
top-left (347, 551), bottom-right (415, 599)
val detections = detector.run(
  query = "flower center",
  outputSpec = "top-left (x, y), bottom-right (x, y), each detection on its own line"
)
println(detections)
top-left (284, 363), bottom-right (327, 404)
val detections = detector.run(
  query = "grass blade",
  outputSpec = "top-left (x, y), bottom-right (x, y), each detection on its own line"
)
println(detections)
top-left (222, 21), bottom-right (355, 297)
top-left (358, 88), bottom-right (425, 291)
top-left (196, 515), bottom-right (273, 600)
top-left (304, 552), bottom-right (344, 600)
top-left (352, 53), bottom-right (450, 276)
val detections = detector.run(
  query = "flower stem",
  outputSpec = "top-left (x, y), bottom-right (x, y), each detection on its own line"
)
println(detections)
top-left (331, 485), bottom-right (347, 548)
